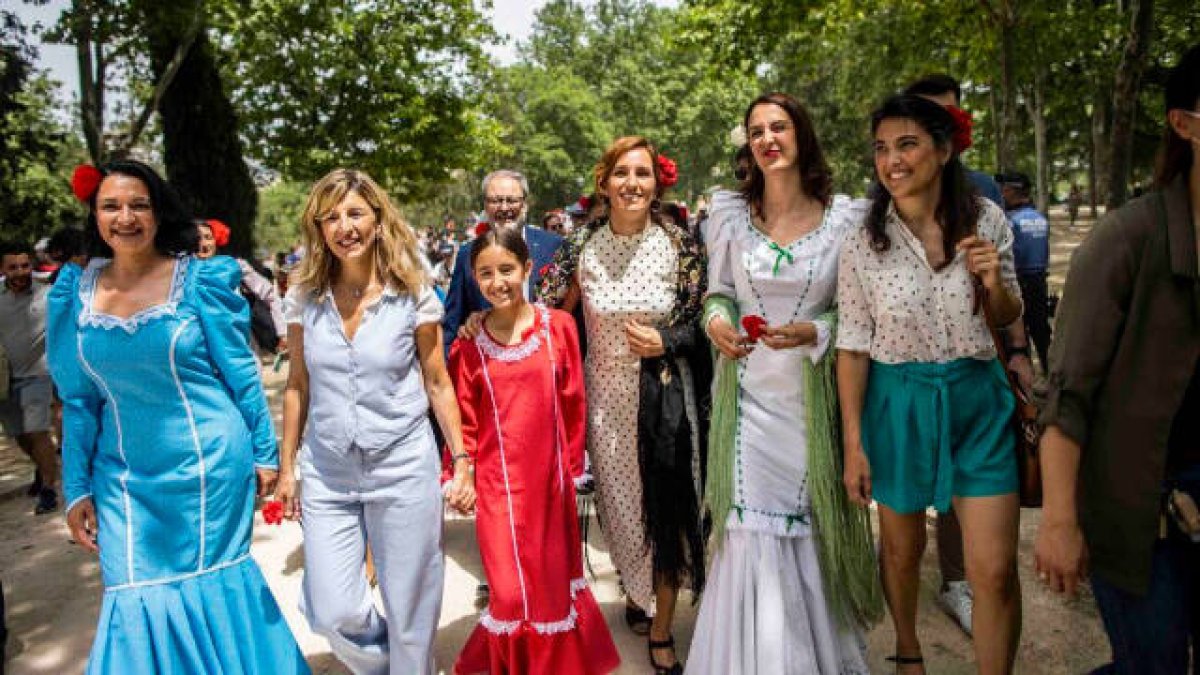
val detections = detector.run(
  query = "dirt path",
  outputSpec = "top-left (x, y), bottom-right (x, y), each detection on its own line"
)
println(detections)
top-left (1, 209), bottom-right (1111, 674)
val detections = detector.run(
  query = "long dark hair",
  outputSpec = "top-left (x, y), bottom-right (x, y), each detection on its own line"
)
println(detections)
top-left (84, 159), bottom-right (198, 258)
top-left (739, 93), bottom-right (833, 215)
top-left (865, 95), bottom-right (980, 267)
top-left (1155, 43), bottom-right (1200, 188)
top-left (470, 224), bottom-right (530, 270)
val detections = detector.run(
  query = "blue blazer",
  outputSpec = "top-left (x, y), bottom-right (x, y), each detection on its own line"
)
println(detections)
top-left (442, 225), bottom-right (563, 354)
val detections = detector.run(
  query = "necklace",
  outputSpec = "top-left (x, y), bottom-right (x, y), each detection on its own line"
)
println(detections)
top-left (743, 207), bottom-right (828, 326)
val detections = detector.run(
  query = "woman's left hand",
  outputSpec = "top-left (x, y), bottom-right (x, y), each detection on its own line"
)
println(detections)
top-left (958, 235), bottom-right (1002, 290)
top-left (255, 467), bottom-right (278, 498)
top-left (760, 322), bottom-right (817, 350)
top-left (624, 320), bottom-right (665, 358)
top-left (446, 467), bottom-right (476, 515)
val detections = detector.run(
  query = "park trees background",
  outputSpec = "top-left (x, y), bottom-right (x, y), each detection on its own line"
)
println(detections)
top-left (3, 0), bottom-right (1197, 248)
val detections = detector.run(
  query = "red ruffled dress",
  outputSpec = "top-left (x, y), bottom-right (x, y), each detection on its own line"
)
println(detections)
top-left (450, 305), bottom-right (620, 675)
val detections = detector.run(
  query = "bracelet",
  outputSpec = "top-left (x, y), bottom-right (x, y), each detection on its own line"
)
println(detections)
top-left (451, 452), bottom-right (473, 464)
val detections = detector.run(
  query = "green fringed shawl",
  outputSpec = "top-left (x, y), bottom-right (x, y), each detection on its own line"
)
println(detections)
top-left (702, 295), bottom-right (884, 631)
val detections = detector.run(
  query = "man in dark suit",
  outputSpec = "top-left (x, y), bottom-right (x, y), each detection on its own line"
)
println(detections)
top-left (442, 169), bottom-right (564, 355)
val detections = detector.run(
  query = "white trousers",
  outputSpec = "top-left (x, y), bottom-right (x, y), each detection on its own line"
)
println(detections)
top-left (299, 430), bottom-right (444, 675)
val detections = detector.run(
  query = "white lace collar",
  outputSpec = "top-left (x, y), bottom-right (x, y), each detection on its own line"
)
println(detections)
top-left (474, 305), bottom-right (552, 362)
top-left (78, 256), bottom-right (190, 333)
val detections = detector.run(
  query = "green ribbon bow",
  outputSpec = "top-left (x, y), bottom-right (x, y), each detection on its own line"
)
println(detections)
top-left (768, 241), bottom-right (794, 276)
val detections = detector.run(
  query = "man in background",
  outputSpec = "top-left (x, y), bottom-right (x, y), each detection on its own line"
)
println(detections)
top-left (998, 172), bottom-right (1052, 372)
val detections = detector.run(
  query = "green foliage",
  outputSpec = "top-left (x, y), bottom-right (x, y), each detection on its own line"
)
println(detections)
top-left (0, 11), bottom-right (86, 244)
top-left (254, 180), bottom-right (309, 255)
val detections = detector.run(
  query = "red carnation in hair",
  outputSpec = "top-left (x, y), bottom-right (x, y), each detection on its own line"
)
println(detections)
top-left (206, 219), bottom-right (231, 247)
top-left (656, 155), bottom-right (679, 188)
top-left (946, 105), bottom-right (974, 153)
top-left (741, 315), bottom-right (767, 342)
top-left (474, 221), bottom-right (490, 238)
top-left (71, 164), bottom-right (104, 203)
top-left (262, 500), bottom-right (284, 525)
top-left (578, 195), bottom-right (592, 210)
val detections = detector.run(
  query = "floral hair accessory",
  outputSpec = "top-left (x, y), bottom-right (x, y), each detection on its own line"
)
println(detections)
top-left (474, 221), bottom-right (490, 238)
top-left (206, 219), bottom-right (231, 247)
top-left (578, 195), bottom-right (592, 210)
top-left (741, 315), bottom-right (767, 342)
top-left (656, 155), bottom-right (679, 188)
top-left (71, 164), bottom-right (104, 203)
top-left (946, 105), bottom-right (974, 153)
top-left (262, 500), bottom-right (284, 525)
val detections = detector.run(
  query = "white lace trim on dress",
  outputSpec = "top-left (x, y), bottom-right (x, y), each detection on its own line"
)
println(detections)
top-left (478, 576), bottom-right (591, 636)
top-left (78, 256), bottom-right (190, 333)
top-left (473, 305), bottom-right (552, 362)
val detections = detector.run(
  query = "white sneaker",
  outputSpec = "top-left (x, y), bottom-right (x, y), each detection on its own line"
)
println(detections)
top-left (937, 580), bottom-right (973, 636)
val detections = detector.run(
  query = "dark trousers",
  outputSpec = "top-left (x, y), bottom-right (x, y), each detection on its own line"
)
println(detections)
top-left (1018, 272), bottom-right (1051, 370)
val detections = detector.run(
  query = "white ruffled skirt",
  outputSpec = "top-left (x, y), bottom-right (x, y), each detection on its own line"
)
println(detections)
top-left (685, 526), bottom-right (869, 675)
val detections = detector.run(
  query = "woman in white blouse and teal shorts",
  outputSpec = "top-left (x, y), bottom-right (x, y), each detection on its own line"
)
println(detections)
top-left (837, 95), bottom-right (1023, 674)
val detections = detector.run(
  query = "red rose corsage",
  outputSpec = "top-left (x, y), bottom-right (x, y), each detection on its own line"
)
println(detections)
top-left (262, 500), bottom-right (284, 525)
top-left (656, 154), bottom-right (679, 188)
top-left (741, 315), bottom-right (768, 342)
top-left (71, 164), bottom-right (104, 203)
top-left (946, 105), bottom-right (974, 153)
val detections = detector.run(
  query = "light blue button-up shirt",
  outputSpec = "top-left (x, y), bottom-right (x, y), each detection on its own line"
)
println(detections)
top-left (284, 283), bottom-right (444, 455)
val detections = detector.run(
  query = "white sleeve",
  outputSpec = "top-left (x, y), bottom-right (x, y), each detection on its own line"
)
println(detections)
top-left (981, 200), bottom-right (1024, 316)
top-left (704, 190), bottom-right (745, 301)
top-left (414, 285), bottom-right (445, 326)
top-left (282, 284), bottom-right (309, 326)
top-left (835, 230), bottom-right (874, 353)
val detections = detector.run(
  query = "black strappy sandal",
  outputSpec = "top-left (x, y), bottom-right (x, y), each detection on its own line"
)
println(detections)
top-left (886, 654), bottom-right (925, 672)
top-left (624, 604), bottom-right (651, 636)
top-left (648, 635), bottom-right (683, 675)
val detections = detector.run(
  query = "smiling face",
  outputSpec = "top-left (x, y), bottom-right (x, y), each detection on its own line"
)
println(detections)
top-left (1, 253), bottom-right (33, 293)
top-left (472, 244), bottom-right (531, 311)
top-left (873, 117), bottom-right (950, 200)
top-left (317, 190), bottom-right (379, 263)
top-left (95, 174), bottom-right (158, 257)
top-left (746, 103), bottom-right (798, 174)
top-left (196, 224), bottom-right (217, 259)
top-left (602, 147), bottom-right (657, 215)
top-left (483, 176), bottom-right (526, 227)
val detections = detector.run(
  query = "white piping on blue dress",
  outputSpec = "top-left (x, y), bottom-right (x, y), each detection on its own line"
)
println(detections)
top-left (105, 553), bottom-right (251, 592)
top-left (77, 331), bottom-right (135, 585)
top-left (169, 317), bottom-right (206, 571)
top-left (475, 341), bottom-right (531, 622)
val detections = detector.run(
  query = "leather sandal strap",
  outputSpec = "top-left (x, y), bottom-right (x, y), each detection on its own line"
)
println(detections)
top-left (886, 655), bottom-right (925, 664)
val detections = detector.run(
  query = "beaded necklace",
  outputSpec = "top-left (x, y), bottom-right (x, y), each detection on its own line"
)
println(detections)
top-left (743, 207), bottom-right (829, 326)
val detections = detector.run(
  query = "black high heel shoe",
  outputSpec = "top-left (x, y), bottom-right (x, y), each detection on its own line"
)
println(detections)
top-left (648, 635), bottom-right (683, 675)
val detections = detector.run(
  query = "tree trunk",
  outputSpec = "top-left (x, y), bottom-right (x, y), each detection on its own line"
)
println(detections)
top-left (1106, 0), bottom-right (1154, 209)
top-left (1091, 85), bottom-right (1111, 214)
top-left (1026, 75), bottom-right (1049, 213)
top-left (141, 3), bottom-right (258, 258)
top-left (995, 7), bottom-right (1020, 172)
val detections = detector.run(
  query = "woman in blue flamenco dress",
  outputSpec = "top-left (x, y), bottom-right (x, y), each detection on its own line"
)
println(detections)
top-left (47, 159), bottom-right (310, 674)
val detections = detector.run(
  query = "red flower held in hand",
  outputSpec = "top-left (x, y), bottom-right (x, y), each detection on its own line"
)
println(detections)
top-left (262, 500), bottom-right (284, 525)
top-left (71, 164), bottom-right (104, 203)
top-left (741, 315), bottom-right (767, 342)
top-left (946, 105), bottom-right (974, 153)
top-left (656, 155), bottom-right (679, 188)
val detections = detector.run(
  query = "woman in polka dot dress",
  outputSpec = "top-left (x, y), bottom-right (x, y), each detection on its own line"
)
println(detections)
top-left (541, 136), bottom-right (706, 675)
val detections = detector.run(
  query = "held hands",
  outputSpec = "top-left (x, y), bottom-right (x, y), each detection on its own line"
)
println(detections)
top-left (67, 497), bottom-right (100, 554)
top-left (624, 320), bottom-right (665, 358)
top-left (256, 467), bottom-right (278, 499)
top-left (445, 461), bottom-right (477, 515)
top-left (274, 471), bottom-right (301, 521)
top-left (1034, 516), bottom-right (1089, 596)
top-left (958, 236), bottom-right (1002, 290)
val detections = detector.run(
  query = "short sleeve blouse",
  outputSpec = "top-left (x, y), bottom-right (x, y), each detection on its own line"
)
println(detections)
top-left (836, 198), bottom-right (1022, 364)
top-left (283, 283), bottom-right (443, 326)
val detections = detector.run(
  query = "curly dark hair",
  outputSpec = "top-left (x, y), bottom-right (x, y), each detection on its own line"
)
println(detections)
top-left (84, 159), bottom-right (198, 258)
top-left (739, 93), bottom-right (833, 216)
top-left (865, 94), bottom-right (980, 267)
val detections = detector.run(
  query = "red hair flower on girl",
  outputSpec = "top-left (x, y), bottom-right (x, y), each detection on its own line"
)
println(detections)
top-left (946, 105), bottom-right (974, 153)
top-left (206, 219), bottom-right (231, 247)
top-left (656, 155), bottom-right (679, 188)
top-left (71, 164), bottom-right (104, 203)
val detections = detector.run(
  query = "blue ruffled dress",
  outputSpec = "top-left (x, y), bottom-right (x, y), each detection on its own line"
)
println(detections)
top-left (47, 255), bottom-right (309, 675)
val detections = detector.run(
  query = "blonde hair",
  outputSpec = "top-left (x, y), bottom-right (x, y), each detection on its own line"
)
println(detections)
top-left (294, 169), bottom-right (428, 298)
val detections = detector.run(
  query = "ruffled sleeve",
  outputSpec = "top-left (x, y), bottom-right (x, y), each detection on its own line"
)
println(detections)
top-left (46, 263), bottom-right (103, 511)
top-left (702, 190), bottom-right (745, 304)
top-left (191, 256), bottom-right (278, 469)
top-left (801, 195), bottom-right (869, 363)
top-left (414, 285), bottom-right (445, 326)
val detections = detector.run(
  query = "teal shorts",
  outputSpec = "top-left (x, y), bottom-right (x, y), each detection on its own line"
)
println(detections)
top-left (862, 358), bottom-right (1017, 514)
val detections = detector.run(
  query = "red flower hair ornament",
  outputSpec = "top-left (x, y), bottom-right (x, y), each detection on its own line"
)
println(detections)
top-left (656, 155), bottom-right (679, 188)
top-left (206, 219), bottom-right (231, 247)
top-left (946, 105), bottom-right (974, 153)
top-left (578, 195), bottom-right (592, 211)
top-left (71, 164), bottom-right (104, 203)
top-left (474, 221), bottom-right (490, 238)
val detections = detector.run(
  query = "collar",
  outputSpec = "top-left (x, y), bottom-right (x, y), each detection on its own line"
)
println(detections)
top-left (1162, 176), bottom-right (1197, 280)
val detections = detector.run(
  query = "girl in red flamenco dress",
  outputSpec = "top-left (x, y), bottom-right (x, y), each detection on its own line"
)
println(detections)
top-left (450, 226), bottom-right (620, 675)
